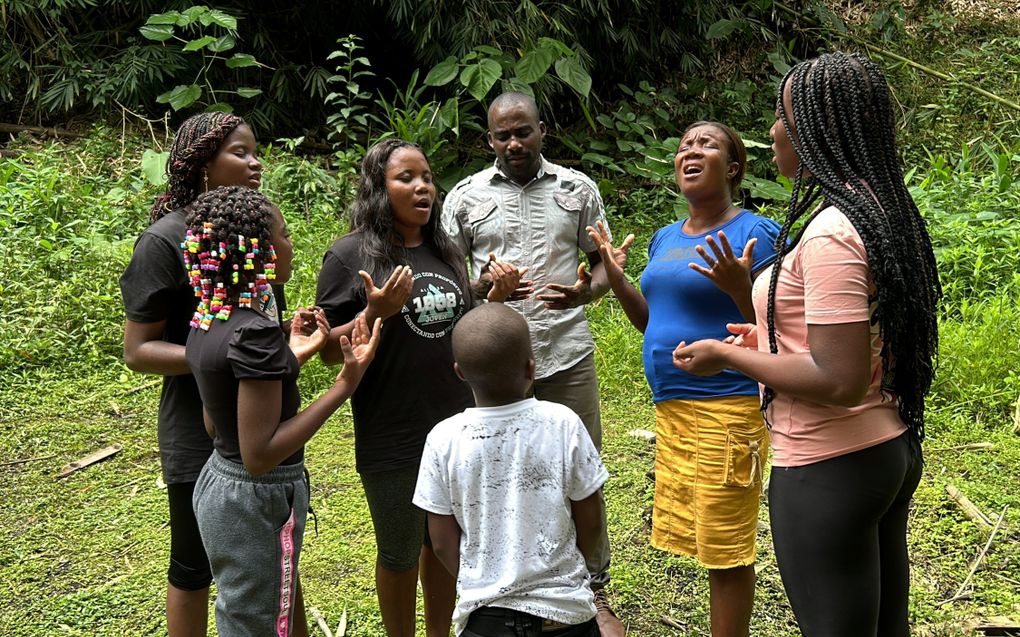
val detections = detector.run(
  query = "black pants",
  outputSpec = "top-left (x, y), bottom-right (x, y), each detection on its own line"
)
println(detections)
top-left (462, 607), bottom-right (599, 637)
top-left (166, 481), bottom-right (212, 590)
top-left (769, 432), bottom-right (922, 637)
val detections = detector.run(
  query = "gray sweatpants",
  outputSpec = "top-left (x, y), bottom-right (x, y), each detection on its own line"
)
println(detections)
top-left (193, 451), bottom-right (308, 637)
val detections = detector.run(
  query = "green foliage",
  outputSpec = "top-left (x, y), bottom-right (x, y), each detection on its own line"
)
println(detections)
top-left (912, 139), bottom-right (1020, 307)
top-left (324, 36), bottom-right (376, 150)
top-left (141, 6), bottom-right (263, 111)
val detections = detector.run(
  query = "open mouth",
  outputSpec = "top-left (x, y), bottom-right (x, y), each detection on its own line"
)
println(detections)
top-left (249, 174), bottom-right (262, 186)
top-left (682, 164), bottom-right (703, 177)
top-left (414, 199), bottom-right (431, 211)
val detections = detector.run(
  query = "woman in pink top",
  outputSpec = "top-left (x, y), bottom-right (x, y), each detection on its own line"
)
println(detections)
top-left (673, 52), bottom-right (939, 637)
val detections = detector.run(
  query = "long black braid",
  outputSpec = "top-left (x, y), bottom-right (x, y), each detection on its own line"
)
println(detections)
top-left (348, 138), bottom-right (471, 299)
top-left (763, 52), bottom-right (941, 442)
top-left (150, 112), bottom-right (245, 223)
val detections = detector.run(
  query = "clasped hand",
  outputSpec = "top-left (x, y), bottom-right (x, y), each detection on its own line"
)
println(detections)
top-left (483, 252), bottom-right (532, 302)
top-left (672, 323), bottom-right (757, 376)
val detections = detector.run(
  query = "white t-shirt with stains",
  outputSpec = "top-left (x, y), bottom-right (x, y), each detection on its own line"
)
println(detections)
top-left (413, 397), bottom-right (608, 635)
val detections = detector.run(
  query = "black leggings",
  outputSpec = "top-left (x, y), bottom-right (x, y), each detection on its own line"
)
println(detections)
top-left (769, 432), bottom-right (922, 637)
top-left (166, 481), bottom-right (212, 591)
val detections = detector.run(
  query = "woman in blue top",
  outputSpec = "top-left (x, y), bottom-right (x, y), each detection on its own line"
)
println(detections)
top-left (589, 121), bottom-right (779, 637)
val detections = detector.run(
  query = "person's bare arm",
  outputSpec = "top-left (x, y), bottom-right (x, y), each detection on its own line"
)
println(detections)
top-left (427, 513), bottom-right (462, 578)
top-left (123, 319), bottom-right (191, 375)
top-left (570, 491), bottom-right (604, 564)
top-left (673, 320), bottom-right (872, 407)
top-left (238, 316), bottom-right (381, 476)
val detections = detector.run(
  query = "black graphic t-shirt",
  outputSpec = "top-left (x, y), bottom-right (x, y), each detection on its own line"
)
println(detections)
top-left (186, 308), bottom-right (302, 467)
top-left (316, 233), bottom-right (475, 473)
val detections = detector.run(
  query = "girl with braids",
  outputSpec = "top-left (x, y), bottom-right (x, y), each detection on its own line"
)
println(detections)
top-left (589, 121), bottom-right (780, 637)
top-left (120, 111), bottom-right (287, 636)
top-left (673, 52), bottom-right (939, 636)
top-left (185, 186), bottom-right (380, 636)
top-left (315, 139), bottom-right (521, 637)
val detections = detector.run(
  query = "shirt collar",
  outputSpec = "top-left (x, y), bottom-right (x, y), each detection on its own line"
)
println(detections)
top-left (490, 155), bottom-right (553, 187)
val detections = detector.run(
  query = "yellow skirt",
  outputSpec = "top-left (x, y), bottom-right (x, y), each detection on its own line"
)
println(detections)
top-left (651, 395), bottom-right (768, 569)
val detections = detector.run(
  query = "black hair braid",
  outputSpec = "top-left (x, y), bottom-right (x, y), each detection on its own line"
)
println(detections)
top-left (347, 138), bottom-right (471, 301)
top-left (764, 52), bottom-right (940, 441)
top-left (150, 112), bottom-right (245, 223)
top-left (185, 186), bottom-right (274, 303)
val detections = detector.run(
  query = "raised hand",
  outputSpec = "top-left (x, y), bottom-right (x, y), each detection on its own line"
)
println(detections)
top-left (689, 230), bottom-right (755, 299)
top-left (289, 306), bottom-right (330, 365)
top-left (537, 262), bottom-right (593, 310)
top-left (586, 221), bottom-right (634, 285)
top-left (336, 313), bottom-right (382, 390)
top-left (360, 265), bottom-right (413, 322)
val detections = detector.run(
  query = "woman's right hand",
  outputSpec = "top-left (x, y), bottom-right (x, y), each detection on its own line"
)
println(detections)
top-left (586, 221), bottom-right (635, 285)
top-left (723, 322), bottom-right (758, 349)
top-left (360, 265), bottom-right (413, 322)
top-left (336, 313), bottom-right (382, 390)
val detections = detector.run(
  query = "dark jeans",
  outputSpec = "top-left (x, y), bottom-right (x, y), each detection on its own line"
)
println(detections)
top-left (462, 607), bottom-right (599, 637)
top-left (769, 431), bottom-right (923, 637)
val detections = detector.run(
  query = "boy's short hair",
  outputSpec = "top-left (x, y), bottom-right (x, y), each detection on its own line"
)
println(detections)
top-left (452, 303), bottom-right (533, 385)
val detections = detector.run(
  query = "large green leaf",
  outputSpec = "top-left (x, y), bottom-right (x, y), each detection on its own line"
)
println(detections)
top-left (706, 18), bottom-right (741, 40)
top-left (182, 36), bottom-right (216, 52)
top-left (207, 35), bottom-right (236, 53)
top-left (202, 8), bottom-right (238, 30)
top-left (139, 24), bottom-right (174, 41)
top-left (236, 87), bottom-right (262, 98)
top-left (516, 47), bottom-right (556, 84)
top-left (460, 59), bottom-right (501, 103)
top-left (225, 53), bottom-right (257, 69)
top-left (145, 12), bottom-right (180, 25)
top-left (157, 84), bottom-right (201, 110)
top-left (177, 6), bottom-right (207, 26)
top-left (141, 149), bottom-right (169, 186)
top-left (554, 57), bottom-right (591, 98)
top-left (424, 57), bottom-right (458, 86)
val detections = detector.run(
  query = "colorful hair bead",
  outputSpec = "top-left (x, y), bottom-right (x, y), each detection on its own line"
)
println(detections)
top-left (251, 238), bottom-right (259, 255)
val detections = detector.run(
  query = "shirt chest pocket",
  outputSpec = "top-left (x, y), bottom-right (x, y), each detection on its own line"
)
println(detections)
top-left (467, 199), bottom-right (501, 238)
top-left (551, 191), bottom-right (584, 244)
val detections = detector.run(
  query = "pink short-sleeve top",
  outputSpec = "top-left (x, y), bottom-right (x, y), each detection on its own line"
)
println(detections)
top-left (751, 206), bottom-right (905, 467)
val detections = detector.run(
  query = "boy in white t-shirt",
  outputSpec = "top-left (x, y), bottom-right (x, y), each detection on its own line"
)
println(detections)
top-left (413, 303), bottom-right (609, 637)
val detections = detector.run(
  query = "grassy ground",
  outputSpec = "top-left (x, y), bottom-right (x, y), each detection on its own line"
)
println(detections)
top-left (2, 269), bottom-right (1018, 637)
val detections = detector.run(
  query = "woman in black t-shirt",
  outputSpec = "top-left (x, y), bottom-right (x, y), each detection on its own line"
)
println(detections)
top-left (315, 140), bottom-right (521, 637)
top-left (184, 186), bottom-right (380, 636)
top-left (120, 112), bottom-right (289, 636)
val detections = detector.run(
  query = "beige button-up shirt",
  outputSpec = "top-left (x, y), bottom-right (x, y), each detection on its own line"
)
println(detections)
top-left (442, 158), bottom-right (611, 379)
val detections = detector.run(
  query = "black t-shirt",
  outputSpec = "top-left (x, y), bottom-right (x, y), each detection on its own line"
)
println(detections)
top-left (119, 208), bottom-right (289, 482)
top-left (316, 234), bottom-right (474, 473)
top-left (186, 308), bottom-right (302, 466)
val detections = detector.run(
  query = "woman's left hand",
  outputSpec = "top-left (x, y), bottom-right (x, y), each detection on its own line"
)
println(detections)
top-left (689, 231), bottom-right (755, 298)
top-left (289, 307), bottom-right (330, 365)
top-left (672, 339), bottom-right (730, 376)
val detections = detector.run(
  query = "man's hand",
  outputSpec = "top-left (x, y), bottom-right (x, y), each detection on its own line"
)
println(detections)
top-left (537, 262), bottom-right (593, 310)
top-left (479, 252), bottom-right (533, 302)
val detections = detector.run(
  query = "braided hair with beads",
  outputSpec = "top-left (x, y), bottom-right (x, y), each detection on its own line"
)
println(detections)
top-left (763, 51), bottom-right (940, 442)
top-left (182, 186), bottom-right (277, 330)
top-left (150, 112), bottom-right (245, 223)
